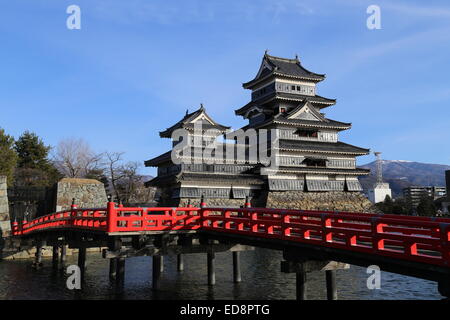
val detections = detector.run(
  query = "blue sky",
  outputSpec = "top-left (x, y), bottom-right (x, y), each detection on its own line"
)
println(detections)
top-left (1, 0), bottom-right (450, 176)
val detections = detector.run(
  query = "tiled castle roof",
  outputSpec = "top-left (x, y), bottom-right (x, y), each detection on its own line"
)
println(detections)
top-left (235, 92), bottom-right (336, 116)
top-left (278, 140), bottom-right (370, 155)
top-left (159, 105), bottom-right (230, 138)
top-left (243, 53), bottom-right (326, 89)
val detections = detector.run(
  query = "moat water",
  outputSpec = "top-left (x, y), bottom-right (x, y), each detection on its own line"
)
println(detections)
top-left (0, 248), bottom-right (444, 300)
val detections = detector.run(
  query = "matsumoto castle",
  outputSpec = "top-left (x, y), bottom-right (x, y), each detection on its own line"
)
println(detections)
top-left (145, 53), bottom-right (374, 212)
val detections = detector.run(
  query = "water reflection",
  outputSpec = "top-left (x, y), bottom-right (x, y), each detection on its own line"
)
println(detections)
top-left (0, 248), bottom-right (443, 300)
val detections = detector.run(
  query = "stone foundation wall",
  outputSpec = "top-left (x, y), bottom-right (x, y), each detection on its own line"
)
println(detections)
top-left (56, 178), bottom-right (107, 211)
top-left (266, 191), bottom-right (378, 213)
top-left (156, 187), bottom-right (376, 213)
top-left (0, 176), bottom-right (11, 238)
top-left (1, 177), bottom-right (108, 260)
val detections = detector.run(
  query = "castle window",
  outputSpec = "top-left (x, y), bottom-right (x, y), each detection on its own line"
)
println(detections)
top-left (291, 85), bottom-right (295, 90)
top-left (297, 86), bottom-right (301, 91)
top-left (280, 107), bottom-right (286, 113)
top-left (302, 158), bottom-right (327, 167)
top-left (295, 129), bottom-right (318, 138)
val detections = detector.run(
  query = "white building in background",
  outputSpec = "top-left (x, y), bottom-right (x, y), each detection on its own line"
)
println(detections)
top-left (436, 170), bottom-right (450, 214)
top-left (368, 182), bottom-right (392, 203)
top-left (368, 152), bottom-right (392, 203)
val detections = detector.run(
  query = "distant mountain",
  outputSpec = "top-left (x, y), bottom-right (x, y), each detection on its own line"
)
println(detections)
top-left (359, 160), bottom-right (450, 198)
top-left (139, 175), bottom-right (154, 183)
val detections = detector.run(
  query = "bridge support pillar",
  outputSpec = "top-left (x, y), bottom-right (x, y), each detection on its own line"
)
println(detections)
top-left (52, 245), bottom-right (59, 269)
top-left (177, 254), bottom-right (184, 272)
top-left (59, 244), bottom-right (67, 271)
top-left (233, 251), bottom-right (241, 283)
top-left (326, 270), bottom-right (337, 300)
top-left (152, 255), bottom-right (162, 290)
top-left (154, 234), bottom-right (167, 273)
top-left (109, 259), bottom-right (117, 279)
top-left (281, 255), bottom-right (349, 301)
top-left (108, 237), bottom-right (121, 280)
top-left (207, 252), bottom-right (215, 286)
top-left (33, 240), bottom-right (45, 269)
top-left (296, 271), bottom-right (307, 300)
top-left (116, 257), bottom-right (125, 288)
top-left (78, 246), bottom-right (86, 282)
top-left (438, 277), bottom-right (450, 298)
top-left (111, 238), bottom-right (125, 288)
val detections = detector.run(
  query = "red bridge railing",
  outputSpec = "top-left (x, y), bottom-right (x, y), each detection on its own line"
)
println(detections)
top-left (105, 202), bottom-right (202, 233)
top-left (11, 202), bottom-right (202, 235)
top-left (11, 202), bottom-right (450, 267)
top-left (202, 207), bottom-right (450, 267)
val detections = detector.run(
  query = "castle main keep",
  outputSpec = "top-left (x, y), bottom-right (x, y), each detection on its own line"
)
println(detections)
top-left (145, 53), bottom-right (374, 212)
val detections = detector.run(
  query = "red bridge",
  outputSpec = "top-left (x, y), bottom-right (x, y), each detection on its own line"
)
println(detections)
top-left (12, 200), bottom-right (450, 300)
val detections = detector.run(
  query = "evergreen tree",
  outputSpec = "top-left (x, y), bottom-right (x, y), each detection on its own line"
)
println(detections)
top-left (0, 127), bottom-right (18, 184)
top-left (375, 195), bottom-right (410, 215)
top-left (383, 194), bottom-right (393, 208)
top-left (15, 131), bottom-right (50, 168)
top-left (416, 195), bottom-right (437, 217)
top-left (14, 131), bottom-right (61, 186)
top-left (391, 197), bottom-right (410, 215)
top-left (375, 195), bottom-right (393, 213)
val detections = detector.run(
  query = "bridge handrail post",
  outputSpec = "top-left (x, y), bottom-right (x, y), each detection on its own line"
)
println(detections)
top-left (71, 200), bottom-right (78, 227)
top-left (224, 210), bottom-right (231, 230)
top-left (282, 212), bottom-right (290, 238)
top-left (21, 217), bottom-right (27, 235)
top-left (171, 207), bottom-right (177, 228)
top-left (199, 195), bottom-right (209, 228)
top-left (200, 194), bottom-right (206, 209)
top-left (250, 210), bottom-right (258, 233)
top-left (11, 219), bottom-right (19, 236)
top-left (370, 217), bottom-right (385, 253)
top-left (107, 201), bottom-right (117, 233)
top-left (244, 196), bottom-right (251, 208)
top-left (439, 223), bottom-right (450, 266)
top-left (240, 196), bottom-right (250, 219)
top-left (321, 213), bottom-right (332, 243)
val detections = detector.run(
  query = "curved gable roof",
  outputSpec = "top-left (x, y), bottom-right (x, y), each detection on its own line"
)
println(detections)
top-left (159, 105), bottom-right (230, 138)
top-left (243, 53), bottom-right (326, 89)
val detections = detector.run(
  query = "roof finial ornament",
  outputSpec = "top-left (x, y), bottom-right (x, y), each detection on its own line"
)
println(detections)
top-left (185, 109), bottom-right (189, 116)
top-left (265, 49), bottom-right (269, 55)
top-left (295, 53), bottom-right (299, 60)
top-left (200, 103), bottom-right (204, 110)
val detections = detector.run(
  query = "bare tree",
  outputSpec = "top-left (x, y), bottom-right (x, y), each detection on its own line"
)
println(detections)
top-left (131, 181), bottom-right (157, 204)
top-left (52, 140), bottom-right (154, 204)
top-left (103, 154), bottom-right (155, 204)
top-left (117, 161), bottom-right (141, 204)
top-left (53, 138), bottom-right (103, 178)
top-left (116, 161), bottom-right (156, 204)
top-left (103, 151), bottom-right (126, 201)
